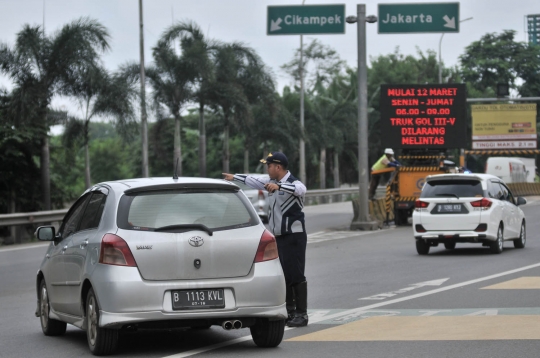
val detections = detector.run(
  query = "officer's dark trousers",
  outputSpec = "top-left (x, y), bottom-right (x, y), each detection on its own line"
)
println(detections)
top-left (275, 232), bottom-right (307, 286)
top-left (276, 232), bottom-right (308, 319)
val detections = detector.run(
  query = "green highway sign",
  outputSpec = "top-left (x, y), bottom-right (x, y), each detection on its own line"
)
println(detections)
top-left (267, 4), bottom-right (345, 35)
top-left (378, 2), bottom-right (460, 34)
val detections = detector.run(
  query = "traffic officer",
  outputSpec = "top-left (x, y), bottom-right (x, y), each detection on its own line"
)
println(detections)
top-left (222, 152), bottom-right (309, 327)
top-left (368, 148), bottom-right (400, 200)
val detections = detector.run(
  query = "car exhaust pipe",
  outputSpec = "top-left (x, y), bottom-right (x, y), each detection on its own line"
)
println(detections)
top-left (232, 320), bottom-right (242, 329)
top-left (221, 321), bottom-right (233, 330)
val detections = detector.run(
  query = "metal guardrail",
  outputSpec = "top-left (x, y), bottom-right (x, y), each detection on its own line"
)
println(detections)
top-left (0, 187), bottom-right (372, 227)
top-left (0, 209), bottom-right (69, 227)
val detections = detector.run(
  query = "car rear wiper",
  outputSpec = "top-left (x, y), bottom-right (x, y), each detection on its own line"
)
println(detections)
top-left (435, 193), bottom-right (460, 199)
top-left (154, 224), bottom-right (213, 236)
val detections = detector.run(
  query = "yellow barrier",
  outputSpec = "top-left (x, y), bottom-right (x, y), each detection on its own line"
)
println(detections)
top-left (507, 183), bottom-right (540, 197)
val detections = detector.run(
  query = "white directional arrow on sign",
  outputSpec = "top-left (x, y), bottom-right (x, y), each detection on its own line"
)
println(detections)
top-left (270, 18), bottom-right (282, 32)
top-left (360, 278), bottom-right (449, 300)
top-left (443, 15), bottom-right (456, 29)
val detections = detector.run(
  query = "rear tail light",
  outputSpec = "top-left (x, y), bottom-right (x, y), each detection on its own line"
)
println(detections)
top-left (415, 224), bottom-right (426, 233)
top-left (254, 230), bottom-right (278, 262)
top-left (258, 190), bottom-right (265, 201)
top-left (470, 198), bottom-right (492, 209)
top-left (99, 234), bottom-right (137, 267)
top-left (415, 200), bottom-right (429, 209)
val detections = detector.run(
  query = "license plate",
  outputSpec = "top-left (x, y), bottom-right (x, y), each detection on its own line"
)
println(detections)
top-left (171, 289), bottom-right (225, 310)
top-left (432, 204), bottom-right (466, 214)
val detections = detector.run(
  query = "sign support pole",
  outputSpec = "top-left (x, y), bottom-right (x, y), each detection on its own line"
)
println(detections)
top-left (350, 4), bottom-right (378, 230)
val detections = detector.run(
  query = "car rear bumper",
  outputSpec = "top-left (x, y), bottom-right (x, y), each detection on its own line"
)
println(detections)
top-left (89, 259), bottom-right (286, 328)
top-left (414, 231), bottom-right (493, 243)
top-left (100, 304), bottom-right (286, 328)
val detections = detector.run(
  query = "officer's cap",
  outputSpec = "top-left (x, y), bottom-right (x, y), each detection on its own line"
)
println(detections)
top-left (260, 152), bottom-right (288, 168)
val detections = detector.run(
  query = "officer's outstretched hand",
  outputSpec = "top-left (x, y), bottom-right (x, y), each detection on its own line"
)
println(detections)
top-left (222, 173), bottom-right (234, 181)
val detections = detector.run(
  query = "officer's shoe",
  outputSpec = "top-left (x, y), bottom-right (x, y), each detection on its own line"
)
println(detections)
top-left (287, 314), bottom-right (308, 327)
top-left (286, 312), bottom-right (295, 324)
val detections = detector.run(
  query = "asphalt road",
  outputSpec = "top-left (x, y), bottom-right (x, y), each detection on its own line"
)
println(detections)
top-left (3, 199), bottom-right (540, 357)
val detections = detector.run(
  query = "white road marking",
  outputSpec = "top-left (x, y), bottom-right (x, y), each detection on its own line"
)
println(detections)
top-left (162, 261), bottom-right (540, 357)
top-left (360, 278), bottom-right (449, 300)
top-left (0, 243), bottom-right (49, 253)
top-left (307, 229), bottom-right (387, 244)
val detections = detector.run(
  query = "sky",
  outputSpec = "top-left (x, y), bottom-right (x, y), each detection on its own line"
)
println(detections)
top-left (0, 0), bottom-right (538, 127)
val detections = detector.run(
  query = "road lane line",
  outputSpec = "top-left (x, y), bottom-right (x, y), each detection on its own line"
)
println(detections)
top-left (161, 261), bottom-right (540, 357)
top-left (0, 243), bottom-right (49, 253)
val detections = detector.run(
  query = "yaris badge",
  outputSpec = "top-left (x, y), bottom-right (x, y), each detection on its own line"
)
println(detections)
top-left (189, 236), bottom-right (204, 247)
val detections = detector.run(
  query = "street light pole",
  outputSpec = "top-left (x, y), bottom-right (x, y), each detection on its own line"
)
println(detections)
top-left (139, 0), bottom-right (149, 177)
top-left (438, 17), bottom-right (473, 84)
top-left (299, 0), bottom-right (306, 184)
top-left (347, 5), bottom-right (379, 231)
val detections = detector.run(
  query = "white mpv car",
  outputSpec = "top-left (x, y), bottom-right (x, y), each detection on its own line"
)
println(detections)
top-left (412, 174), bottom-right (527, 255)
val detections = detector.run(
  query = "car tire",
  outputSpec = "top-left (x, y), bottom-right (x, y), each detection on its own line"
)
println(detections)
top-left (86, 288), bottom-right (119, 355)
top-left (416, 240), bottom-right (430, 255)
top-left (490, 225), bottom-right (504, 254)
top-left (514, 221), bottom-right (526, 249)
top-left (444, 242), bottom-right (456, 250)
top-left (250, 318), bottom-right (285, 348)
top-left (39, 279), bottom-right (67, 336)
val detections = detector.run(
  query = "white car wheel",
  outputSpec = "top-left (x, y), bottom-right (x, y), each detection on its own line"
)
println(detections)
top-left (514, 221), bottom-right (526, 249)
top-left (490, 225), bottom-right (504, 254)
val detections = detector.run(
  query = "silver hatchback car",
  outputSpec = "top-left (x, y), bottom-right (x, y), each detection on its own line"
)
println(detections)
top-left (35, 177), bottom-right (287, 355)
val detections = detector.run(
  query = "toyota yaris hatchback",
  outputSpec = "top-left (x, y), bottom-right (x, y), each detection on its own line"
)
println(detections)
top-left (412, 174), bottom-right (527, 255)
top-left (35, 177), bottom-right (286, 355)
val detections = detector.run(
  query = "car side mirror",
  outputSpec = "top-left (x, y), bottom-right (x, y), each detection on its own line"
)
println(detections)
top-left (516, 197), bottom-right (527, 206)
top-left (35, 226), bottom-right (56, 241)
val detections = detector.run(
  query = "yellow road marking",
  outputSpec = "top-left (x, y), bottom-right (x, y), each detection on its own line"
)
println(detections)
top-left (481, 277), bottom-right (540, 289)
top-left (287, 316), bottom-right (540, 341)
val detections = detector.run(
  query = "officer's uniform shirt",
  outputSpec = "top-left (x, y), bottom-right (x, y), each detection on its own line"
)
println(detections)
top-left (233, 171), bottom-right (306, 237)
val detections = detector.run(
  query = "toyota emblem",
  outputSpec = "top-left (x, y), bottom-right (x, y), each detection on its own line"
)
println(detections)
top-left (189, 236), bottom-right (204, 247)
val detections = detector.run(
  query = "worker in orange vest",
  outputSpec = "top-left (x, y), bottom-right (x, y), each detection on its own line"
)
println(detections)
top-left (368, 148), bottom-right (400, 200)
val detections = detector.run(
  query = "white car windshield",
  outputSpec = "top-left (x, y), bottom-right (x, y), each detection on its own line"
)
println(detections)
top-left (421, 179), bottom-right (484, 198)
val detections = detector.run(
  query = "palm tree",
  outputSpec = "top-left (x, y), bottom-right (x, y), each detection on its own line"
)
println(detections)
top-left (0, 18), bottom-right (110, 209)
top-left (307, 75), bottom-right (356, 188)
top-left (209, 43), bottom-right (275, 173)
top-left (63, 67), bottom-right (137, 188)
top-left (147, 39), bottom-right (195, 176)
top-left (160, 21), bottom-right (217, 177)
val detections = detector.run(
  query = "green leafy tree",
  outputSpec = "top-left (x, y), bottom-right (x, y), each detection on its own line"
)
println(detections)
top-left (459, 30), bottom-right (540, 97)
top-left (0, 18), bottom-right (110, 209)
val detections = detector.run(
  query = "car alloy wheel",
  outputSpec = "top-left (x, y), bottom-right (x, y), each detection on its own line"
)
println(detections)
top-left (39, 280), bottom-right (66, 336)
top-left (87, 294), bottom-right (98, 347)
top-left (40, 285), bottom-right (49, 330)
top-left (86, 288), bottom-right (118, 355)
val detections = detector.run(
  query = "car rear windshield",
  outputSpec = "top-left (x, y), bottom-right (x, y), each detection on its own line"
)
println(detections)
top-left (117, 189), bottom-right (259, 232)
top-left (420, 179), bottom-right (484, 198)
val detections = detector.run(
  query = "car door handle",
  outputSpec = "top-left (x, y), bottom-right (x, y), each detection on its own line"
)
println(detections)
top-left (80, 239), bottom-right (89, 249)
top-left (62, 245), bottom-right (68, 253)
